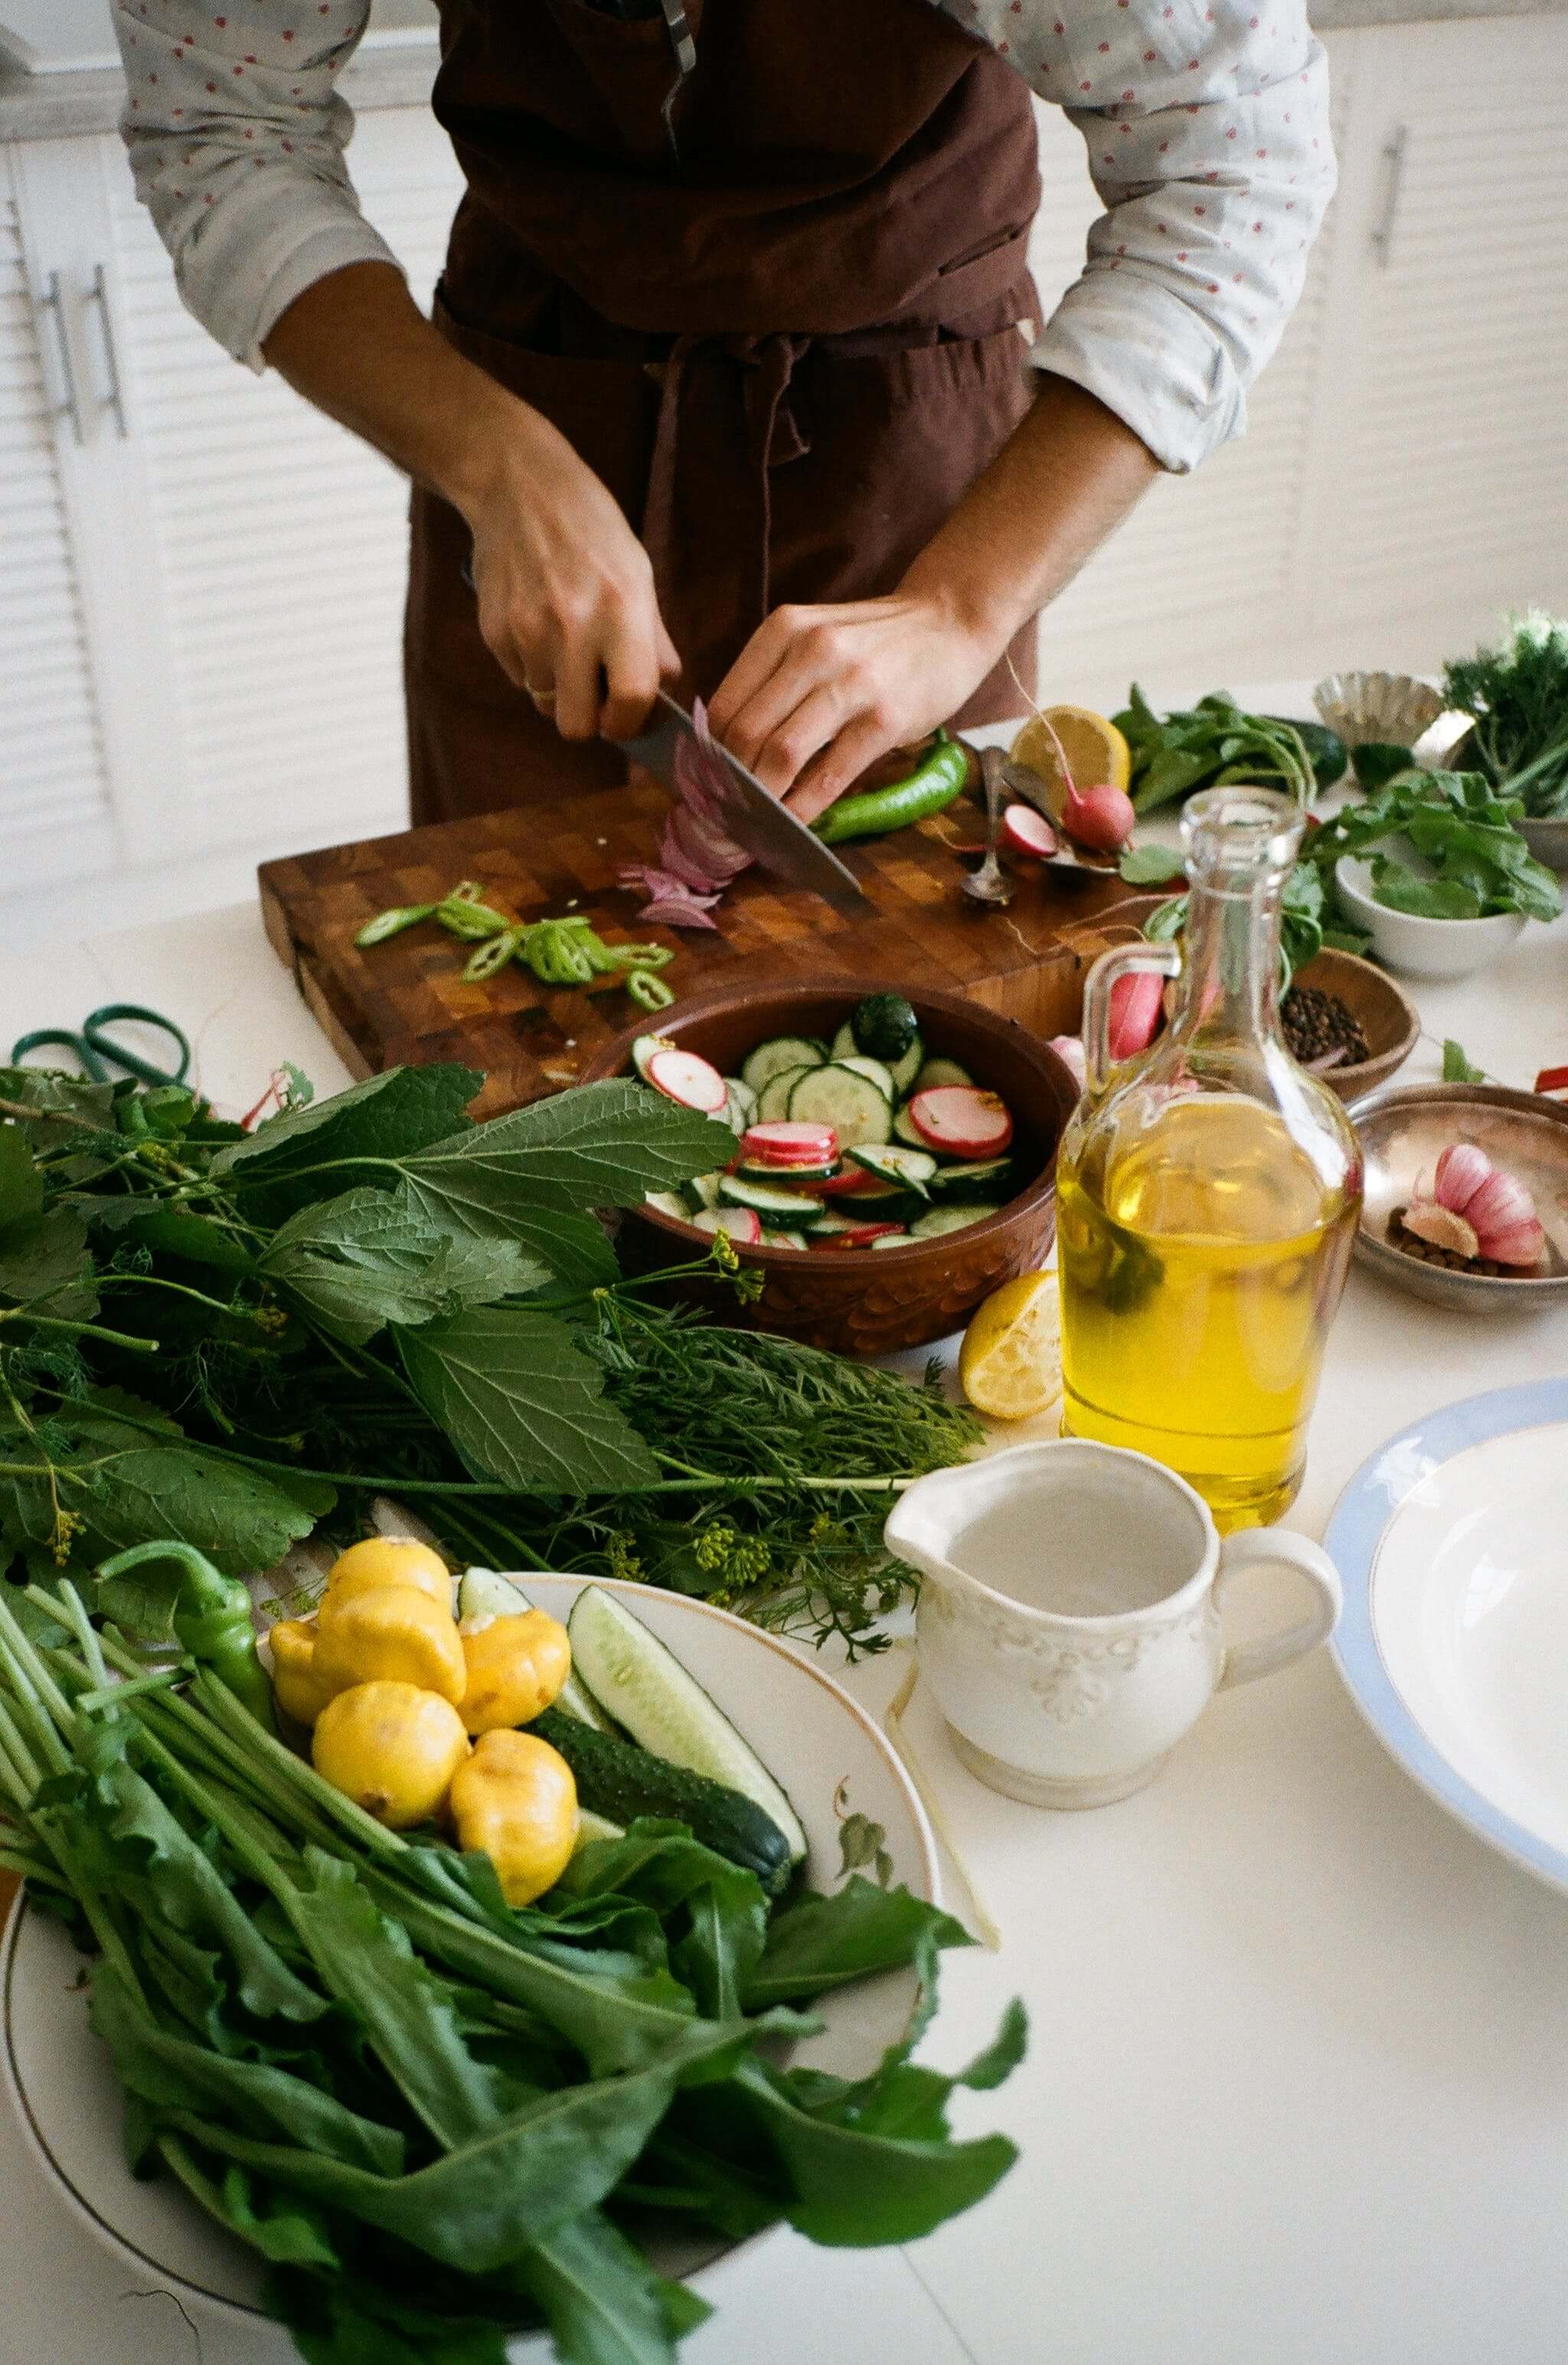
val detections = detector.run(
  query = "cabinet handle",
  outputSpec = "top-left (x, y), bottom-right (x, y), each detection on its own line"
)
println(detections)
top-left (39, 270), bottom-right (85, 446)
top-left (1369, 123), bottom-right (1408, 271)
top-left (87, 263), bottom-right (130, 439)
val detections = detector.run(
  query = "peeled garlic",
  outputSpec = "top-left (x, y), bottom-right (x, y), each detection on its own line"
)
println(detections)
top-left (1405, 1142), bottom-right (1546, 1269)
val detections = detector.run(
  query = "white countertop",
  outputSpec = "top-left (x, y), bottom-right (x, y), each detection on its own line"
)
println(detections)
top-left (3, 773), bottom-right (1568, 2365)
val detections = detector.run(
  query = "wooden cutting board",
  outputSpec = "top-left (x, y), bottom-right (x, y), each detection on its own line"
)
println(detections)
top-left (259, 770), bottom-right (1133, 1116)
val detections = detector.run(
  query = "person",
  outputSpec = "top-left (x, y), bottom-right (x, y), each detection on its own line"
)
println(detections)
top-left (111, 0), bottom-right (1332, 829)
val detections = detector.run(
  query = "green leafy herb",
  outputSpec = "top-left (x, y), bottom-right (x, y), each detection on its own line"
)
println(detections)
top-left (1114, 688), bottom-right (1331, 815)
top-left (1300, 768), bottom-right (1563, 926)
top-left (1443, 612), bottom-right (1568, 820)
top-left (1442, 1039), bottom-right (1488, 1084)
top-left (1117, 844), bottom-right (1188, 887)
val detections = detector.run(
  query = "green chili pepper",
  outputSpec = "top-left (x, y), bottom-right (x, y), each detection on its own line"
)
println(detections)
top-left (626, 968), bottom-right (676, 1012)
top-left (355, 902), bottom-right (439, 948)
top-left (435, 894), bottom-right (512, 941)
top-left (812, 727), bottom-right (971, 845)
top-left (525, 921), bottom-right (596, 985)
top-left (462, 926), bottom-right (527, 983)
top-left (95, 1542), bottom-right (276, 1733)
top-left (601, 942), bottom-right (674, 972)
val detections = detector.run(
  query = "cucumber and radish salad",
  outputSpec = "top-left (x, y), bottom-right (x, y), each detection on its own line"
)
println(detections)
top-left (633, 994), bottom-right (1027, 1251)
top-left (461, 1568), bottom-right (806, 1893)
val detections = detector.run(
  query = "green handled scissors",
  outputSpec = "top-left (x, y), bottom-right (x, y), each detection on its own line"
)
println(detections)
top-left (10, 1003), bottom-right (192, 1088)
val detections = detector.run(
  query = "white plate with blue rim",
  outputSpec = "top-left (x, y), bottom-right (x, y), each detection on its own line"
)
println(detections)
top-left (1327, 1377), bottom-right (1568, 1894)
top-left (1, 1577), bottom-right (939, 2339)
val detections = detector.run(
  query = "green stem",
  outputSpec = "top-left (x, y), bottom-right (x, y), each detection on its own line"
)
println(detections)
top-left (95, 1272), bottom-right (256, 1321)
top-left (77, 1668), bottom-right (187, 1714)
top-left (0, 1308), bottom-right (158, 1354)
top-left (0, 1845), bottom-right (67, 1890)
top-left (191, 1672), bottom-right (410, 1866)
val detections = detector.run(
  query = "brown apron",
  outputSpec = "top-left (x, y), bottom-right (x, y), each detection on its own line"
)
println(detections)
top-left (406, 0), bottom-right (1042, 825)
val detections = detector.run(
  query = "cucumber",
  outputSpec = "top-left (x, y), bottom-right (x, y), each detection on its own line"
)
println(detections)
top-left (572, 1808), bottom-right (626, 1854)
top-left (908, 1202), bottom-right (1004, 1238)
top-left (929, 1157), bottom-right (1013, 1191)
top-left (870, 1232), bottom-right (912, 1249)
top-left (645, 1189), bottom-right (696, 1223)
top-left (760, 1230), bottom-right (809, 1250)
top-left (830, 1020), bottom-right (857, 1060)
top-left (632, 1033), bottom-right (676, 1084)
top-left (531, 1707), bottom-right (794, 1894)
top-left (455, 1570), bottom-right (618, 1733)
top-left (722, 1076), bottom-right (757, 1119)
top-left (911, 1056), bottom-right (973, 1095)
top-left (565, 1585), bottom-right (807, 1867)
top-left (741, 1036), bottom-right (827, 1094)
top-left (889, 1033), bottom-right (925, 1096)
top-left (735, 1158), bottom-right (838, 1185)
top-left (893, 1102), bottom-right (929, 1149)
top-left (722, 1078), bottom-right (758, 1135)
top-left (838, 1053), bottom-right (896, 1102)
top-left (786, 1063), bottom-right (893, 1151)
top-left (720, 1173), bottom-right (825, 1219)
top-left (688, 1171), bottom-right (725, 1212)
top-left (848, 1143), bottom-right (937, 1191)
top-left (850, 991), bottom-right (919, 1063)
top-left (756, 1063), bottom-right (814, 1122)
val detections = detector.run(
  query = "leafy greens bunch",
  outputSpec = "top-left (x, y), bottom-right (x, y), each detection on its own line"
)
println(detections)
top-left (1114, 688), bottom-right (1338, 814)
top-left (0, 1063), bottom-right (981, 1652)
top-left (1128, 851), bottom-right (1372, 988)
top-left (1298, 766), bottom-right (1563, 924)
top-left (0, 1576), bottom-right (1022, 2365)
top-left (1442, 612), bottom-right (1568, 820)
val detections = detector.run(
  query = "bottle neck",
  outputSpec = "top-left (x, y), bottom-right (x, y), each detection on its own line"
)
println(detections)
top-left (1174, 868), bottom-right (1285, 1046)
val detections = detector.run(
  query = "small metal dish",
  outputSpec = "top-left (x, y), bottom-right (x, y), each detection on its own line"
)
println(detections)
top-left (1346, 1082), bottom-right (1568, 1314)
top-left (1518, 813), bottom-right (1568, 874)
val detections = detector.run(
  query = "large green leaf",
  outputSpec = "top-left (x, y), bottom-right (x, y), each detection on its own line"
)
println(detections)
top-left (516, 2207), bottom-right (704, 2365)
top-left (741, 1877), bottom-right (970, 2008)
top-left (400, 1308), bottom-right (658, 1494)
top-left (0, 1124), bottom-right (43, 1230)
top-left (213, 1067), bottom-right (482, 1184)
top-left (399, 1082), bottom-right (734, 1228)
top-left (260, 1186), bottom-right (550, 1344)
top-left (0, 1204), bottom-right (96, 1315)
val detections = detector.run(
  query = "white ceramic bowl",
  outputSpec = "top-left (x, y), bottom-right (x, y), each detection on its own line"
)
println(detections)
top-left (1334, 855), bottom-right (1527, 981)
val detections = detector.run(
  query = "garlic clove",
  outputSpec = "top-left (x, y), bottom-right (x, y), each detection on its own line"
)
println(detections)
top-left (1402, 1200), bottom-right (1481, 1259)
top-left (1433, 1141), bottom-right (1492, 1214)
top-left (1462, 1165), bottom-right (1538, 1243)
top-left (1479, 1219), bottom-right (1547, 1269)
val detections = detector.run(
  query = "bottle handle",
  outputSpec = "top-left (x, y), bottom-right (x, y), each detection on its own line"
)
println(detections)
top-left (1080, 939), bottom-right (1182, 1096)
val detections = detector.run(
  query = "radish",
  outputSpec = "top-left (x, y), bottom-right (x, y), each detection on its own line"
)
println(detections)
top-left (810, 1221), bottom-right (906, 1249)
top-left (1108, 971), bottom-right (1164, 1060)
top-left (908, 1086), bottom-right (1014, 1158)
top-left (742, 1119), bottom-right (838, 1167)
top-left (645, 1047), bottom-right (728, 1114)
top-left (1060, 780), bottom-right (1136, 853)
top-left (1046, 1034), bottom-right (1086, 1091)
top-left (1002, 804), bottom-right (1057, 858)
top-left (691, 1205), bottom-right (763, 1244)
top-left (811, 1162), bottom-right (887, 1197)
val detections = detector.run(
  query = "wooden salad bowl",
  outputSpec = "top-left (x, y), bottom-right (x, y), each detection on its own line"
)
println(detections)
top-left (584, 978), bottom-right (1082, 1358)
top-left (1066, 895), bottom-right (1419, 1102)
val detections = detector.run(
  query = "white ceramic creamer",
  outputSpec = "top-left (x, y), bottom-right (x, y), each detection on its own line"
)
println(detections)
top-left (885, 1439), bottom-right (1341, 1808)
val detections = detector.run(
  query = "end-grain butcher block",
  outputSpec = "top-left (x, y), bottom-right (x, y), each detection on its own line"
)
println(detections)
top-left (259, 771), bottom-right (1129, 1118)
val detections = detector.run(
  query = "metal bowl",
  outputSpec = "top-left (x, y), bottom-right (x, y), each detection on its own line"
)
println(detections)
top-left (1313, 671), bottom-right (1448, 755)
top-left (1345, 1082), bottom-right (1568, 1314)
top-left (1519, 813), bottom-right (1568, 874)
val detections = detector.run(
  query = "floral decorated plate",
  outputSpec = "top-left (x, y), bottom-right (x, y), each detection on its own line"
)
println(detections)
top-left (2, 1578), bottom-right (937, 2339)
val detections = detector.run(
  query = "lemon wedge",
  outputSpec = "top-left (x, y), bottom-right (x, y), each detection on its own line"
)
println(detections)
top-left (1009, 706), bottom-right (1131, 812)
top-left (958, 1271), bottom-right (1063, 1422)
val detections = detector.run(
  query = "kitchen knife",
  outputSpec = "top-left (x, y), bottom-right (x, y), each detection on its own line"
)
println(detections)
top-left (616, 690), bottom-right (871, 916)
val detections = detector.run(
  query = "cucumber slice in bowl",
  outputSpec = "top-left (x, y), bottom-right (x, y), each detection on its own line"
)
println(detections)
top-left (632, 1032), bottom-right (676, 1084)
top-left (910, 1055), bottom-right (973, 1095)
top-left (889, 1033), bottom-right (925, 1096)
top-left (787, 1062), bottom-right (893, 1150)
top-left (908, 1201), bottom-right (1004, 1238)
top-left (837, 1053), bottom-right (896, 1102)
top-left (644, 1189), bottom-right (696, 1224)
top-left (755, 1063), bottom-right (814, 1122)
top-left (566, 1584), bottom-right (808, 1869)
top-left (848, 1143), bottom-right (937, 1191)
top-left (719, 1173), bottom-right (826, 1220)
top-left (740, 1035), bottom-right (827, 1094)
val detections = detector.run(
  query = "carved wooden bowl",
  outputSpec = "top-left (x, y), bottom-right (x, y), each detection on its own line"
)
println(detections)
top-left (583, 978), bottom-right (1081, 1358)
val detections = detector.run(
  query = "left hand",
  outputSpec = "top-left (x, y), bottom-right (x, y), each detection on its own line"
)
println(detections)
top-left (705, 589), bottom-right (1003, 824)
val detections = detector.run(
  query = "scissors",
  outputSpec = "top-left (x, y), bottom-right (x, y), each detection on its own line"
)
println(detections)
top-left (10, 1003), bottom-right (192, 1089)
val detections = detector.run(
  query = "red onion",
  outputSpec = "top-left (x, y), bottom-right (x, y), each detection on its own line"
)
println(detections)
top-left (625, 697), bottom-right (753, 928)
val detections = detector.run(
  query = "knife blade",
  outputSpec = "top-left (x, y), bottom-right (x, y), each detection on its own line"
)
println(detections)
top-left (616, 691), bottom-right (871, 916)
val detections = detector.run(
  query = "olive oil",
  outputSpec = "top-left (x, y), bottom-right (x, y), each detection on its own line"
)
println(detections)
top-left (1057, 1096), bottom-right (1358, 1528)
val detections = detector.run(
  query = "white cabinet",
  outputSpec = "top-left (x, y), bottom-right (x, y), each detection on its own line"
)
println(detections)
top-left (2, 106), bottom-right (462, 904)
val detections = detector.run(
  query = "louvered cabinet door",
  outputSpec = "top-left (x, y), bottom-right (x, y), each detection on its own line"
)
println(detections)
top-left (96, 105), bottom-right (465, 863)
top-left (1023, 38), bottom-right (1361, 714)
top-left (1295, 16), bottom-right (1568, 668)
top-left (0, 145), bottom-right (119, 897)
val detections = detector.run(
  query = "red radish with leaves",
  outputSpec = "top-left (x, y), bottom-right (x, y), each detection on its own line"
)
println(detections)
top-left (645, 1047), bottom-right (729, 1113)
top-left (908, 1086), bottom-right (1014, 1158)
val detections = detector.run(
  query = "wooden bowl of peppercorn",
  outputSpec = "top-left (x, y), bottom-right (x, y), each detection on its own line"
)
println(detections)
top-left (1287, 949), bottom-right (1419, 1102)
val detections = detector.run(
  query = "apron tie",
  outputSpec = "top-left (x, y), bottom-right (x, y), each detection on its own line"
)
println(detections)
top-left (642, 332), bottom-right (814, 650)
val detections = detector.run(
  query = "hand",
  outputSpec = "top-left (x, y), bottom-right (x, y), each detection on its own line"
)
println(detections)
top-left (705, 590), bottom-right (1002, 822)
top-left (462, 406), bottom-right (680, 742)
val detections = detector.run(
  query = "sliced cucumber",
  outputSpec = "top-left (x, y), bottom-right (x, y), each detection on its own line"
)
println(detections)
top-left (565, 1586), bottom-right (807, 1867)
top-left (760, 1230), bottom-right (809, 1250)
top-left (889, 1033), bottom-right (925, 1096)
top-left (722, 1078), bottom-right (757, 1135)
top-left (830, 1020), bottom-right (858, 1060)
top-left (786, 1063), bottom-right (893, 1151)
top-left (807, 1208), bottom-right (867, 1235)
top-left (756, 1063), bottom-right (814, 1122)
top-left (908, 1202), bottom-right (1004, 1238)
top-left (735, 1158), bottom-right (838, 1185)
top-left (870, 1232), bottom-right (913, 1249)
top-left (838, 1053), bottom-right (896, 1102)
top-left (720, 1173), bottom-right (826, 1220)
top-left (632, 1033), bottom-right (676, 1084)
top-left (912, 1056), bottom-right (973, 1094)
top-left (893, 1102), bottom-right (929, 1149)
top-left (456, 1570), bottom-right (617, 1733)
top-left (848, 1143), bottom-right (937, 1191)
top-left (533, 1708), bottom-right (793, 1894)
top-left (722, 1076), bottom-right (758, 1119)
top-left (645, 1189), bottom-right (696, 1223)
top-left (688, 1171), bottom-right (725, 1212)
top-left (572, 1808), bottom-right (626, 1854)
top-left (930, 1157), bottom-right (1013, 1190)
top-left (741, 1036), bottom-right (827, 1095)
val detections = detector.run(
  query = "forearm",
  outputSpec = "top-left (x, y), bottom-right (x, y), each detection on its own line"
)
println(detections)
top-left (260, 260), bottom-right (552, 524)
top-left (900, 372), bottom-right (1158, 649)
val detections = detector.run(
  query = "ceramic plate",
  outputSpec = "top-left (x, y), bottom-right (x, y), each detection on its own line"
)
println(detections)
top-left (2, 1577), bottom-right (937, 2340)
top-left (1328, 1379), bottom-right (1568, 1893)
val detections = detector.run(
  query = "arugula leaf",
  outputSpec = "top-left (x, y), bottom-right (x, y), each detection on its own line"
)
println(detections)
top-left (156, 2141), bottom-right (345, 2271)
top-left (0, 1124), bottom-right (43, 1229)
top-left (515, 2207), bottom-right (698, 2365)
top-left (1442, 1039), bottom-right (1488, 1083)
top-left (1117, 844), bottom-right (1188, 886)
top-left (272, 2273), bottom-right (512, 2365)
top-left (400, 1307), bottom-right (658, 1494)
top-left (399, 1082), bottom-right (734, 1228)
top-left (214, 1067), bottom-right (482, 1184)
top-left (741, 1877), bottom-right (970, 2009)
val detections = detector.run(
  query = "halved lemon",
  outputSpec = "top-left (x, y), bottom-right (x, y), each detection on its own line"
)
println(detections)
top-left (1009, 706), bottom-right (1131, 815)
top-left (958, 1271), bottom-right (1063, 1422)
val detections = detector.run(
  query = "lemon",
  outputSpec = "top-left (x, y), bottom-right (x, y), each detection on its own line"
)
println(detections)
top-left (1009, 706), bottom-right (1131, 815)
top-left (959, 1272), bottom-right (1063, 1422)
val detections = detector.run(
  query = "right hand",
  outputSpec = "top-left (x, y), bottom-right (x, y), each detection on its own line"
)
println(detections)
top-left (462, 403), bottom-right (679, 742)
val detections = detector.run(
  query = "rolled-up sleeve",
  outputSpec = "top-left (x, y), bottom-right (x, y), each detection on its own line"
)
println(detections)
top-left (110, 0), bottom-right (399, 371)
top-left (932, 0), bottom-right (1336, 472)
